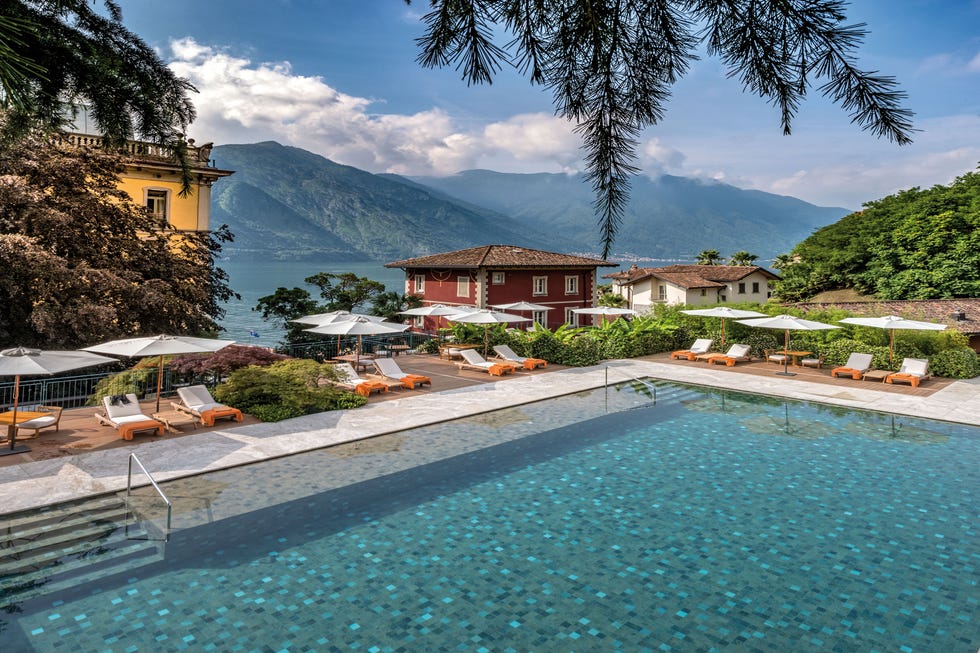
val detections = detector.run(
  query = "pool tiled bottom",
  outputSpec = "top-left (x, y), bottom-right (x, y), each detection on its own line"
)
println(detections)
top-left (5, 386), bottom-right (979, 652)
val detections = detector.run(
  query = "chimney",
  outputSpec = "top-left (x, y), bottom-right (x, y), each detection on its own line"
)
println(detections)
top-left (951, 310), bottom-right (967, 321)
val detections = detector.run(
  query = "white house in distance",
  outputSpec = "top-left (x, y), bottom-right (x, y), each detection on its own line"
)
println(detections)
top-left (605, 264), bottom-right (780, 313)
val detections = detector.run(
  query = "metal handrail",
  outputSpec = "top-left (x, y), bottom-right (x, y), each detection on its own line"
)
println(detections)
top-left (604, 366), bottom-right (658, 412)
top-left (127, 453), bottom-right (172, 541)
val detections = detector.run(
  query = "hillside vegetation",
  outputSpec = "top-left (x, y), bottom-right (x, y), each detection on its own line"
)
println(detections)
top-left (775, 168), bottom-right (980, 301)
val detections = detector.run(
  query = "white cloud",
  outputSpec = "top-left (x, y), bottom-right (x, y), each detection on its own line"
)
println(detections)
top-left (968, 51), bottom-right (980, 72)
top-left (169, 38), bottom-right (583, 176)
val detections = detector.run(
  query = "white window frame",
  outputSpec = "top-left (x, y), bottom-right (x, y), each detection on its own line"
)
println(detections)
top-left (456, 276), bottom-right (469, 298)
top-left (565, 308), bottom-right (578, 326)
top-left (531, 310), bottom-right (547, 325)
top-left (145, 188), bottom-right (170, 227)
top-left (658, 284), bottom-right (667, 301)
top-left (532, 276), bottom-right (548, 296)
top-left (414, 274), bottom-right (425, 293)
top-left (564, 275), bottom-right (579, 295)
top-left (413, 316), bottom-right (424, 328)
top-left (491, 271), bottom-right (505, 285)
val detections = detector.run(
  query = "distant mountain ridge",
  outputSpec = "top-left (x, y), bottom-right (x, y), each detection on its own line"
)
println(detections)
top-left (210, 142), bottom-right (850, 263)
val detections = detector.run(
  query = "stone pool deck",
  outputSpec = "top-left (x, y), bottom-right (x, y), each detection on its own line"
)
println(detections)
top-left (1, 355), bottom-right (978, 516)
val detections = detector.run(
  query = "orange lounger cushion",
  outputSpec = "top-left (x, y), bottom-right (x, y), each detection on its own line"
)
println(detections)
top-left (400, 374), bottom-right (431, 389)
top-left (200, 406), bottom-right (244, 426)
top-left (488, 363), bottom-right (517, 376)
top-left (523, 358), bottom-right (547, 370)
top-left (831, 367), bottom-right (863, 380)
top-left (118, 420), bottom-right (164, 441)
top-left (355, 381), bottom-right (388, 397)
top-left (885, 372), bottom-right (923, 388)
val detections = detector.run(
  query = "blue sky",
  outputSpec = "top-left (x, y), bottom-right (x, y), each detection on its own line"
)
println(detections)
top-left (112, 0), bottom-right (980, 210)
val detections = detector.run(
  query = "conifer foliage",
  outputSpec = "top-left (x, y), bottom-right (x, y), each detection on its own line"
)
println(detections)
top-left (410, 0), bottom-right (914, 258)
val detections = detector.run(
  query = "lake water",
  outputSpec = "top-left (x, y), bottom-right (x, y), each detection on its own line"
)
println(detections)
top-left (217, 260), bottom-right (406, 348)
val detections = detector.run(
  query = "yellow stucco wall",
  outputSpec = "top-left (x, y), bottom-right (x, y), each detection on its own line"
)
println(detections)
top-left (116, 169), bottom-right (211, 232)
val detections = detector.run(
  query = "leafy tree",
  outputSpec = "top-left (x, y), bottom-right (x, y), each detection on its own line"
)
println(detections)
top-left (305, 272), bottom-right (386, 312)
top-left (771, 253), bottom-right (795, 270)
top-left (0, 130), bottom-right (235, 348)
top-left (695, 249), bottom-right (722, 265)
top-left (1, 1), bottom-right (196, 190)
top-left (410, 0), bottom-right (913, 257)
top-left (254, 287), bottom-right (324, 344)
top-left (370, 291), bottom-right (422, 322)
top-left (729, 251), bottom-right (759, 266)
top-left (775, 168), bottom-right (980, 301)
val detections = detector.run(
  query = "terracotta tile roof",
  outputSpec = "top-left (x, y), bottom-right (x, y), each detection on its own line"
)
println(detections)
top-left (605, 264), bottom-right (778, 288)
top-left (386, 245), bottom-right (617, 269)
top-left (794, 298), bottom-right (980, 335)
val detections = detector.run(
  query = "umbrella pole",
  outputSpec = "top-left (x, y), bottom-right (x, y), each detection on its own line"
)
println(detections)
top-left (5, 375), bottom-right (20, 452)
top-left (156, 355), bottom-right (164, 413)
top-left (889, 329), bottom-right (894, 365)
top-left (776, 328), bottom-right (795, 376)
top-left (721, 318), bottom-right (726, 349)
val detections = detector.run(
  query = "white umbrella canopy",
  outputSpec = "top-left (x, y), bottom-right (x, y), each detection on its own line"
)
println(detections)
top-left (681, 307), bottom-right (767, 348)
top-left (291, 310), bottom-right (386, 326)
top-left (571, 305), bottom-right (637, 326)
top-left (305, 317), bottom-right (409, 366)
top-left (490, 301), bottom-right (555, 312)
top-left (571, 306), bottom-right (636, 316)
top-left (399, 304), bottom-right (475, 333)
top-left (445, 309), bottom-right (532, 356)
top-left (838, 315), bottom-right (947, 363)
top-left (83, 335), bottom-right (235, 412)
top-left (0, 348), bottom-right (118, 455)
top-left (735, 314), bottom-right (840, 376)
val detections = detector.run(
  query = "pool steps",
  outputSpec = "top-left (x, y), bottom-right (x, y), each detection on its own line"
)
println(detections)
top-left (0, 495), bottom-right (163, 609)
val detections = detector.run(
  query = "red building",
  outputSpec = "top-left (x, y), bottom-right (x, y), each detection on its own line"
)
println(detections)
top-left (386, 245), bottom-right (617, 330)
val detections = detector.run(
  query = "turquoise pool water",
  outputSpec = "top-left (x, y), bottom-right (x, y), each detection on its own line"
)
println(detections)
top-left (1, 383), bottom-right (977, 652)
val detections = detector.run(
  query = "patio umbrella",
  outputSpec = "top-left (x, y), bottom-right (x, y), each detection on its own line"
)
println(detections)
top-left (293, 310), bottom-right (388, 358)
top-left (291, 310), bottom-right (386, 326)
top-left (0, 348), bottom-right (118, 456)
top-left (838, 315), bottom-right (947, 363)
top-left (445, 309), bottom-right (532, 356)
top-left (83, 335), bottom-right (235, 412)
top-left (491, 302), bottom-right (554, 327)
top-left (399, 304), bottom-right (475, 334)
top-left (680, 307), bottom-right (767, 348)
top-left (571, 305), bottom-right (636, 326)
top-left (735, 314), bottom-right (840, 377)
top-left (304, 316), bottom-right (409, 368)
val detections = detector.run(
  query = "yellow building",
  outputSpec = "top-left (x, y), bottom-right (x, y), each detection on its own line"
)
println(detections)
top-left (63, 133), bottom-right (233, 231)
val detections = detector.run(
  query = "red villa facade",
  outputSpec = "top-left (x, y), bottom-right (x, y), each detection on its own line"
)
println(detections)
top-left (386, 245), bottom-right (618, 330)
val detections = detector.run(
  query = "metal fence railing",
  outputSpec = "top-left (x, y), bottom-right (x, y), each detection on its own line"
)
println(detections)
top-left (281, 332), bottom-right (436, 360)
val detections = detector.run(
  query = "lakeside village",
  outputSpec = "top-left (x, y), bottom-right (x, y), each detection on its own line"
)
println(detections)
top-left (2, 129), bottom-right (979, 447)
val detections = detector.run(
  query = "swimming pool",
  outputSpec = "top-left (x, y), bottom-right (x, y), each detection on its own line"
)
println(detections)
top-left (1, 381), bottom-right (977, 652)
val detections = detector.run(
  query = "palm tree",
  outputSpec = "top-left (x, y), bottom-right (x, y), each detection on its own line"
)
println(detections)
top-left (771, 253), bottom-right (795, 270)
top-left (695, 250), bottom-right (722, 266)
top-left (729, 251), bottom-right (759, 266)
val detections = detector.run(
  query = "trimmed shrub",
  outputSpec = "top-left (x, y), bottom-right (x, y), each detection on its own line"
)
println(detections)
top-left (560, 336), bottom-right (602, 366)
top-left (929, 347), bottom-right (980, 379)
top-left (214, 359), bottom-right (365, 421)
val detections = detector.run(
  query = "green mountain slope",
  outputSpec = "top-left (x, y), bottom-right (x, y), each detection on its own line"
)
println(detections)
top-left (403, 170), bottom-right (851, 261)
top-left (211, 142), bottom-right (555, 261)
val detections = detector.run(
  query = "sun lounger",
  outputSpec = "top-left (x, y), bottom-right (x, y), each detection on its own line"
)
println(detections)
top-left (174, 385), bottom-right (244, 426)
top-left (373, 358), bottom-right (432, 389)
top-left (885, 358), bottom-right (932, 388)
top-left (458, 349), bottom-right (518, 376)
top-left (493, 344), bottom-right (547, 369)
top-left (95, 393), bottom-right (164, 440)
top-left (671, 338), bottom-right (713, 361)
top-left (706, 344), bottom-right (753, 366)
top-left (15, 405), bottom-right (63, 437)
top-left (830, 353), bottom-right (874, 380)
top-left (333, 362), bottom-right (389, 396)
